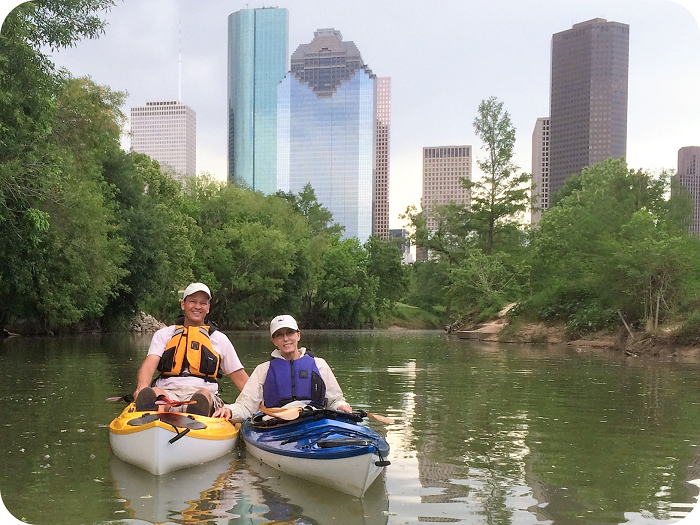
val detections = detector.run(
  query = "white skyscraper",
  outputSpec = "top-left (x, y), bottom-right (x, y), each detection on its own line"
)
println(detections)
top-left (421, 145), bottom-right (471, 232)
top-left (130, 100), bottom-right (196, 179)
top-left (374, 77), bottom-right (391, 240)
top-left (531, 117), bottom-right (550, 226)
top-left (417, 145), bottom-right (471, 261)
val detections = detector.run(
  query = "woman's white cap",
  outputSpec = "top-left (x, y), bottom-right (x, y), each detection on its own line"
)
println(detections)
top-left (181, 282), bottom-right (211, 300)
top-left (270, 314), bottom-right (299, 336)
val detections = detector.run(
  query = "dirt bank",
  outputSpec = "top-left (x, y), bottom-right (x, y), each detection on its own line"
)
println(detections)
top-left (458, 320), bottom-right (700, 360)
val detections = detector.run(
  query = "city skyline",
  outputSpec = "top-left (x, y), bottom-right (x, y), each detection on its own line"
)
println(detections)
top-left (277, 28), bottom-right (377, 242)
top-left (11, 0), bottom-right (700, 229)
top-left (227, 7), bottom-right (288, 193)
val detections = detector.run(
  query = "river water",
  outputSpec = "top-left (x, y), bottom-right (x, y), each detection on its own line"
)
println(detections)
top-left (0, 330), bottom-right (699, 525)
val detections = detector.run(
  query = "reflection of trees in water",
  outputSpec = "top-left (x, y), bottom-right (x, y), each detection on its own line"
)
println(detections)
top-left (384, 349), bottom-right (546, 525)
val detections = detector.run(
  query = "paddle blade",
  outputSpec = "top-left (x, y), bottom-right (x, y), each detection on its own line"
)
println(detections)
top-left (260, 406), bottom-right (302, 421)
top-left (367, 412), bottom-right (395, 424)
top-left (106, 394), bottom-right (134, 403)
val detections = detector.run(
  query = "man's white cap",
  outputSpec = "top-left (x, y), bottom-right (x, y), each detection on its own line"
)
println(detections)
top-left (181, 282), bottom-right (211, 300)
top-left (270, 314), bottom-right (299, 336)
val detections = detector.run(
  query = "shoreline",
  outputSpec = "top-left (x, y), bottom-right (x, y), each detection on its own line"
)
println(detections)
top-left (453, 320), bottom-right (700, 360)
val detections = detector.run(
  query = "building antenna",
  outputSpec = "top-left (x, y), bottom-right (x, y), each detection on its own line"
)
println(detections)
top-left (178, 19), bottom-right (182, 102)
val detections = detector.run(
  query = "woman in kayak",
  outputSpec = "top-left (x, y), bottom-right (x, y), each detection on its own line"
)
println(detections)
top-left (213, 314), bottom-right (352, 421)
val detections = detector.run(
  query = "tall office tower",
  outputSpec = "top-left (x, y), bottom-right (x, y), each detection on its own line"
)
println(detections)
top-left (389, 228), bottom-right (414, 264)
top-left (277, 29), bottom-right (377, 242)
top-left (130, 100), bottom-right (196, 179)
top-left (421, 146), bottom-right (471, 232)
top-left (675, 146), bottom-right (700, 235)
top-left (228, 7), bottom-right (288, 194)
top-left (374, 77), bottom-right (391, 240)
top-left (531, 117), bottom-right (550, 225)
top-left (549, 18), bottom-right (629, 196)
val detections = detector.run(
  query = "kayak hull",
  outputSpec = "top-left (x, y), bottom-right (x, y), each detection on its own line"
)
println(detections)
top-left (109, 403), bottom-right (239, 475)
top-left (241, 411), bottom-right (390, 498)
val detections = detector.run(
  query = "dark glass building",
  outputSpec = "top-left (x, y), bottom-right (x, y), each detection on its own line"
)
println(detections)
top-left (277, 29), bottom-right (377, 242)
top-left (549, 18), bottom-right (629, 196)
top-left (227, 7), bottom-right (288, 194)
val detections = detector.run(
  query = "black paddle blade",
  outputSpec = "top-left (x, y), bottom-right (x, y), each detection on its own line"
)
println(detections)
top-left (126, 414), bottom-right (159, 426)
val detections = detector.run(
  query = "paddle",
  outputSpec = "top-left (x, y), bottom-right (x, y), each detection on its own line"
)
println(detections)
top-left (106, 395), bottom-right (134, 403)
top-left (364, 411), bottom-right (395, 425)
top-left (106, 395), bottom-right (196, 408)
top-left (260, 406), bottom-right (302, 420)
top-left (262, 405), bottom-right (395, 424)
top-left (155, 399), bottom-right (197, 407)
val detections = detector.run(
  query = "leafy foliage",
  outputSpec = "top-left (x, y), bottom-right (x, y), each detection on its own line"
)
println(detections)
top-left (526, 158), bottom-right (700, 335)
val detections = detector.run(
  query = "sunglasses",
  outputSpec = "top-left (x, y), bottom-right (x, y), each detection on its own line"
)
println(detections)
top-left (273, 329), bottom-right (298, 338)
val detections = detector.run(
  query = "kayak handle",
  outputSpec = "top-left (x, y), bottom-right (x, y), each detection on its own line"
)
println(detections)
top-left (168, 427), bottom-right (191, 444)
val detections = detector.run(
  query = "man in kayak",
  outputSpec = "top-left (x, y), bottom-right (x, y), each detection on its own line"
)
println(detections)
top-left (133, 282), bottom-right (249, 416)
top-left (212, 314), bottom-right (352, 421)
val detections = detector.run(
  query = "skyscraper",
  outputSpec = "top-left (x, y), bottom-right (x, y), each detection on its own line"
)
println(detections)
top-left (676, 146), bottom-right (700, 235)
top-left (228, 7), bottom-right (288, 194)
top-left (549, 18), bottom-right (629, 196)
top-left (421, 145), bottom-right (472, 232)
top-left (130, 100), bottom-right (196, 179)
top-left (531, 117), bottom-right (550, 225)
top-left (374, 77), bottom-right (391, 240)
top-left (277, 29), bottom-right (377, 242)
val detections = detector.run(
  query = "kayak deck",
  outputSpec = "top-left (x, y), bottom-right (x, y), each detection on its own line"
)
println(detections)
top-left (241, 409), bottom-right (390, 497)
top-left (109, 403), bottom-right (239, 475)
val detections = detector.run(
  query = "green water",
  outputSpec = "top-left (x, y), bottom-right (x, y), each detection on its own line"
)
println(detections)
top-left (1, 330), bottom-right (699, 525)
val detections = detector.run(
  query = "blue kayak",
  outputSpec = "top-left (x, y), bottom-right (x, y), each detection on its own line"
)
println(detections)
top-left (241, 409), bottom-right (390, 497)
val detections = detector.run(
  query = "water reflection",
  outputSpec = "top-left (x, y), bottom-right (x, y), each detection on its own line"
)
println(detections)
top-left (383, 355), bottom-right (551, 525)
top-left (108, 448), bottom-right (390, 525)
top-left (109, 455), bottom-right (240, 523)
top-left (244, 457), bottom-right (389, 524)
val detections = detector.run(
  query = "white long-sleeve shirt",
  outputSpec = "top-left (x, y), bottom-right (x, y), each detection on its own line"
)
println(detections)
top-left (225, 347), bottom-right (348, 422)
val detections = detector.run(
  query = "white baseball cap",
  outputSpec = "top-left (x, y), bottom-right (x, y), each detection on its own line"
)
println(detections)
top-left (181, 282), bottom-right (211, 300)
top-left (270, 314), bottom-right (299, 336)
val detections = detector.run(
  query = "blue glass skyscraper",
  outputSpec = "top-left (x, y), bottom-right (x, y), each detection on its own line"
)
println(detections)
top-left (227, 7), bottom-right (288, 194)
top-left (277, 29), bottom-right (377, 242)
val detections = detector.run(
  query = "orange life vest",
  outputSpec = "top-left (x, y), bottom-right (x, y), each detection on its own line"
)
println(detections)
top-left (157, 325), bottom-right (221, 382)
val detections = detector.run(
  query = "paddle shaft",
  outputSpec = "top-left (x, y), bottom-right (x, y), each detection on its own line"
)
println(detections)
top-left (262, 406), bottom-right (394, 424)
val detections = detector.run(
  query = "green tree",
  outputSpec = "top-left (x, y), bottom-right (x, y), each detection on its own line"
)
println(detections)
top-left (102, 152), bottom-right (198, 325)
top-left (365, 236), bottom-right (410, 320)
top-left (469, 96), bottom-right (531, 254)
top-left (275, 183), bottom-right (343, 236)
top-left (527, 158), bottom-right (700, 335)
top-left (304, 237), bottom-right (377, 328)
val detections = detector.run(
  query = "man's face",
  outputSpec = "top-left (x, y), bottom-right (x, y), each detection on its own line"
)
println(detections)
top-left (181, 291), bottom-right (210, 326)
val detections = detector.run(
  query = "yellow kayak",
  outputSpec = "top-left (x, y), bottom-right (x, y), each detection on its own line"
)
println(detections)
top-left (109, 403), bottom-right (239, 475)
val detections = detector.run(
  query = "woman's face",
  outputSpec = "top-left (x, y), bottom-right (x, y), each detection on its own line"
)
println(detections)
top-left (271, 328), bottom-right (301, 359)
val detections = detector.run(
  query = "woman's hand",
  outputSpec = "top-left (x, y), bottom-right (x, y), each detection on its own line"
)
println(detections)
top-left (212, 406), bottom-right (232, 420)
top-left (337, 404), bottom-right (353, 413)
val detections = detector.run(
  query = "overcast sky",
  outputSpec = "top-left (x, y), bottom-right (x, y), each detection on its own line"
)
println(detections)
top-left (1, 0), bottom-right (699, 228)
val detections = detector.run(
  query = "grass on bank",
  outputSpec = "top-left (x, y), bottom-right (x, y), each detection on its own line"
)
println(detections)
top-left (383, 302), bottom-right (446, 329)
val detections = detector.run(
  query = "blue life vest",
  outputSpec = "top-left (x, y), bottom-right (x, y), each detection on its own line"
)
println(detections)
top-left (263, 353), bottom-right (326, 408)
